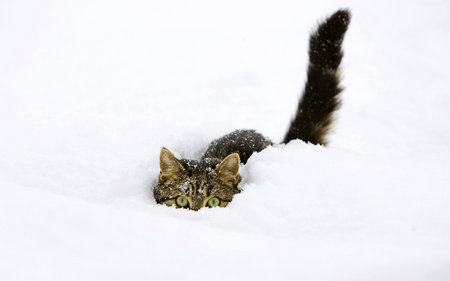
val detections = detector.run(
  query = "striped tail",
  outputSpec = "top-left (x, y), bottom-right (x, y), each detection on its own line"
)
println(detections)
top-left (283, 9), bottom-right (351, 145)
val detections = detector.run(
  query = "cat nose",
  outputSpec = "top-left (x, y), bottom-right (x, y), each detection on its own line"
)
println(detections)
top-left (190, 204), bottom-right (202, 211)
top-left (190, 197), bottom-right (203, 211)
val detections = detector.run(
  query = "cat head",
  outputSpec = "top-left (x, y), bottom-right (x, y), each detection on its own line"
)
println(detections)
top-left (153, 148), bottom-right (241, 211)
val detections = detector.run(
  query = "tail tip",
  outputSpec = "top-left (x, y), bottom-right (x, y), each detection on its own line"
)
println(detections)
top-left (329, 9), bottom-right (352, 30)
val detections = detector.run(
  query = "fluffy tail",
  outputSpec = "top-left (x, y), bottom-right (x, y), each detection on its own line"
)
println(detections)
top-left (283, 9), bottom-right (351, 145)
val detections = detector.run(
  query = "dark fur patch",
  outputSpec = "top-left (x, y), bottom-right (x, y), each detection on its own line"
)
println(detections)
top-left (202, 130), bottom-right (273, 164)
top-left (283, 10), bottom-right (351, 145)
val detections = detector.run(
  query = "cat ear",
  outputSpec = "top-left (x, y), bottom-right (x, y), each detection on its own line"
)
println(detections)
top-left (216, 153), bottom-right (240, 184)
top-left (159, 148), bottom-right (184, 181)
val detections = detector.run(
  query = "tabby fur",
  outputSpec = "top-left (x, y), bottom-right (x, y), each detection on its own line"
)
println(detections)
top-left (153, 9), bottom-right (351, 210)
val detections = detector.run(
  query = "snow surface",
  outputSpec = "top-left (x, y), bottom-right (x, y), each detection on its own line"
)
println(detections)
top-left (1, 0), bottom-right (450, 280)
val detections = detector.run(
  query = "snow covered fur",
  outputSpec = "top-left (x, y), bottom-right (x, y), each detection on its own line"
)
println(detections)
top-left (153, 9), bottom-right (351, 210)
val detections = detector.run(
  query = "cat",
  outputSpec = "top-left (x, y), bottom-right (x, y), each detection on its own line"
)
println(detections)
top-left (153, 9), bottom-right (351, 210)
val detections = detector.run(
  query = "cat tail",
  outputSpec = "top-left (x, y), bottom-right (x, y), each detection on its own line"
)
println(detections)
top-left (282, 9), bottom-right (351, 145)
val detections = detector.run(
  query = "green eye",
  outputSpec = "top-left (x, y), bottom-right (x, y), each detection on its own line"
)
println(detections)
top-left (207, 197), bottom-right (220, 208)
top-left (176, 196), bottom-right (189, 208)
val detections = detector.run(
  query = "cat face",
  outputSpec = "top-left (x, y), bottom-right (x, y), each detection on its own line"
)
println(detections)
top-left (153, 148), bottom-right (241, 211)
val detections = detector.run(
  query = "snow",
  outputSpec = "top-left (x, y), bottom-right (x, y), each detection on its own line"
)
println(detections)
top-left (1, 0), bottom-right (450, 280)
